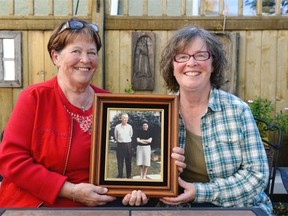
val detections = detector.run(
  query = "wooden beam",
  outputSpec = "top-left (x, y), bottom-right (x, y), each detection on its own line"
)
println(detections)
top-left (0, 17), bottom-right (93, 30)
top-left (0, 16), bottom-right (287, 31)
top-left (105, 16), bottom-right (288, 31)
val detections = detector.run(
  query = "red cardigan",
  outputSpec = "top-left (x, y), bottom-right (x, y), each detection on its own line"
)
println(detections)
top-left (0, 77), bottom-right (109, 207)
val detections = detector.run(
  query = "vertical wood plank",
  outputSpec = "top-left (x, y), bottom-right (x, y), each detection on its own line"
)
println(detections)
top-left (119, 30), bottom-right (132, 93)
top-left (275, 30), bottom-right (288, 113)
top-left (143, 0), bottom-right (148, 16)
top-left (91, 0), bottom-right (103, 88)
top-left (238, 0), bottom-right (243, 16)
top-left (181, 0), bottom-right (186, 16)
top-left (68, 0), bottom-right (73, 16)
top-left (21, 31), bottom-right (29, 88)
top-left (105, 31), bottom-right (120, 93)
top-left (200, 0), bottom-right (205, 16)
top-left (162, 0), bottom-right (167, 16)
top-left (275, 0), bottom-right (281, 15)
top-left (217, 32), bottom-right (239, 95)
top-left (154, 30), bottom-right (169, 94)
top-left (0, 89), bottom-right (13, 131)
top-left (29, 31), bottom-right (45, 84)
top-left (87, 0), bottom-right (92, 16)
top-left (49, 0), bottom-right (54, 16)
top-left (238, 31), bottom-right (246, 100)
top-left (44, 31), bottom-right (57, 80)
top-left (29, 0), bottom-right (34, 15)
top-left (123, 0), bottom-right (129, 16)
top-left (219, 0), bottom-right (224, 15)
top-left (9, 0), bottom-right (14, 15)
top-left (260, 31), bottom-right (277, 102)
top-left (256, 0), bottom-right (262, 15)
top-left (245, 31), bottom-right (262, 99)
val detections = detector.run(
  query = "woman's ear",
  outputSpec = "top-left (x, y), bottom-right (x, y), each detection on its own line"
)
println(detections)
top-left (51, 50), bottom-right (59, 67)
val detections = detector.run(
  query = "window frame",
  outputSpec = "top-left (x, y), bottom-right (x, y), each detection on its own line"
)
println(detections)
top-left (0, 31), bottom-right (22, 88)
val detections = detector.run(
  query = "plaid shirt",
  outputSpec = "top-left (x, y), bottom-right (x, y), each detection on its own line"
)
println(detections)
top-left (178, 88), bottom-right (273, 215)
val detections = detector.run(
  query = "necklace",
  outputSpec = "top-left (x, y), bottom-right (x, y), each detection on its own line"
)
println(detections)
top-left (81, 101), bottom-right (89, 112)
top-left (80, 88), bottom-right (92, 112)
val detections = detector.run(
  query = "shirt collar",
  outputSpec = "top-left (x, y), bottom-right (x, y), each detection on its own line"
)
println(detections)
top-left (208, 88), bottom-right (222, 112)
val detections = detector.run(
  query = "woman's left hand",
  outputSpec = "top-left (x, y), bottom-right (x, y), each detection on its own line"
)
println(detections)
top-left (160, 177), bottom-right (195, 205)
top-left (172, 147), bottom-right (186, 173)
top-left (122, 190), bottom-right (149, 206)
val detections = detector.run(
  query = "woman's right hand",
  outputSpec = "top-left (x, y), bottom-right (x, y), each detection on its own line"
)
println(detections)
top-left (60, 182), bottom-right (116, 206)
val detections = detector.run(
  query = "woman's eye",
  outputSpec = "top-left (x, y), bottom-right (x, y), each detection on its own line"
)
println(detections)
top-left (72, 50), bottom-right (81, 54)
top-left (88, 51), bottom-right (97, 56)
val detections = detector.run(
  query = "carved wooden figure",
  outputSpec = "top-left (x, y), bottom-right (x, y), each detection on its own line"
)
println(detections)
top-left (132, 32), bottom-right (155, 91)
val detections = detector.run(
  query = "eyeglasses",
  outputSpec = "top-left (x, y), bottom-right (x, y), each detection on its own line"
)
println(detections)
top-left (58, 20), bottom-right (101, 50)
top-left (174, 51), bottom-right (211, 63)
top-left (59, 20), bottom-right (99, 34)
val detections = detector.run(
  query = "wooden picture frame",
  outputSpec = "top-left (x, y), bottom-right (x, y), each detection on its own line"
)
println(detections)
top-left (90, 93), bottom-right (179, 197)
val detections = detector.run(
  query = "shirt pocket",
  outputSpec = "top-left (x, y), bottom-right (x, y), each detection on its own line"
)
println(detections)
top-left (213, 133), bottom-right (243, 177)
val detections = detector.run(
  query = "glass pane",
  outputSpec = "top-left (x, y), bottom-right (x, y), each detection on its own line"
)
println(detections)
top-left (191, 0), bottom-right (200, 16)
top-left (244, 0), bottom-right (256, 15)
top-left (282, 0), bottom-right (288, 15)
top-left (3, 39), bottom-right (14, 58)
top-left (54, 0), bottom-right (68, 16)
top-left (4, 61), bottom-right (15, 81)
top-left (14, 0), bottom-right (28, 15)
top-left (224, 0), bottom-right (238, 16)
top-left (263, 0), bottom-right (276, 15)
top-left (204, 0), bottom-right (219, 16)
top-left (148, 0), bottom-right (162, 16)
top-left (167, 0), bottom-right (181, 16)
top-left (129, 0), bottom-right (142, 16)
top-left (34, 0), bottom-right (49, 16)
top-left (0, 0), bottom-right (9, 15)
top-left (72, 0), bottom-right (88, 16)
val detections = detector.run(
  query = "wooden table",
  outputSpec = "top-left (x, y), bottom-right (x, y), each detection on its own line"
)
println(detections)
top-left (0, 207), bottom-right (268, 216)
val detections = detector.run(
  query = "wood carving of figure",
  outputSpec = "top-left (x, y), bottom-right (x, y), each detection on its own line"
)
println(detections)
top-left (134, 36), bottom-right (152, 78)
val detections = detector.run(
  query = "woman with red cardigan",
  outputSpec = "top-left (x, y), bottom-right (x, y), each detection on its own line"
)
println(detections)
top-left (0, 17), bottom-right (185, 207)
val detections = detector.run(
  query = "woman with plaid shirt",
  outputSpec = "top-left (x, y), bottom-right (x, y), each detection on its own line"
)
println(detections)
top-left (159, 25), bottom-right (272, 215)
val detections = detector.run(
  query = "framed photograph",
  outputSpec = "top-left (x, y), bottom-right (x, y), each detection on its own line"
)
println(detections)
top-left (90, 93), bottom-right (179, 197)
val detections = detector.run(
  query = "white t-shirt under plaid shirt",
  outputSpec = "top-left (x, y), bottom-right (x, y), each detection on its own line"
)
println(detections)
top-left (178, 88), bottom-right (273, 215)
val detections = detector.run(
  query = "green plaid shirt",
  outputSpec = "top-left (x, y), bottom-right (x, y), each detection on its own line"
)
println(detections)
top-left (178, 88), bottom-right (273, 215)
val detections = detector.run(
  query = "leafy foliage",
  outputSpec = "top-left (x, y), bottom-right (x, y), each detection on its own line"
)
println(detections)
top-left (273, 202), bottom-right (288, 216)
top-left (275, 110), bottom-right (288, 134)
top-left (247, 96), bottom-right (274, 124)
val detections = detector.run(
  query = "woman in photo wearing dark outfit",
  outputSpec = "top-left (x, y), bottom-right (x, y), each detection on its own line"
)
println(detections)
top-left (136, 120), bottom-right (153, 179)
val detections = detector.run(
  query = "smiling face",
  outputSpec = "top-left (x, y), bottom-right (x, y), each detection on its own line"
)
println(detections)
top-left (172, 36), bottom-right (213, 93)
top-left (51, 36), bottom-right (98, 90)
top-left (142, 123), bottom-right (149, 131)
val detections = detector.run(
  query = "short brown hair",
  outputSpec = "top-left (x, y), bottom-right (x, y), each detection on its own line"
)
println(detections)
top-left (47, 17), bottom-right (101, 60)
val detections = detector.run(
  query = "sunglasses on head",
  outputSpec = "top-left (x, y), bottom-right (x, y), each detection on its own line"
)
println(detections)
top-left (58, 20), bottom-right (101, 50)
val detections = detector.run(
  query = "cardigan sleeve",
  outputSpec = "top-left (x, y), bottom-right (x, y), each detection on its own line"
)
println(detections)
top-left (0, 86), bottom-right (68, 204)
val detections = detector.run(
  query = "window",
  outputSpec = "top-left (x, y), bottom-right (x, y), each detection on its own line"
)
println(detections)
top-left (0, 31), bottom-right (22, 87)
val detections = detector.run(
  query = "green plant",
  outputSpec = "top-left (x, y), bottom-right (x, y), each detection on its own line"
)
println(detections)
top-left (274, 108), bottom-right (288, 134)
top-left (124, 86), bottom-right (135, 94)
top-left (273, 202), bottom-right (288, 216)
top-left (247, 97), bottom-right (274, 123)
top-left (247, 97), bottom-right (274, 138)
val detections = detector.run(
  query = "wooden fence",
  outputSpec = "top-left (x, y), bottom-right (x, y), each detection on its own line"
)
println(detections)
top-left (0, 0), bottom-right (287, 132)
